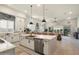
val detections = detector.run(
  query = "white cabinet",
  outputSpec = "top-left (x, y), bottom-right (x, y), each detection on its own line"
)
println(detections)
top-left (20, 38), bottom-right (34, 50)
top-left (20, 35), bottom-right (57, 55)
top-left (21, 38), bottom-right (49, 55)
top-left (29, 39), bottom-right (34, 50)
top-left (44, 40), bottom-right (49, 55)
top-left (5, 33), bottom-right (20, 43)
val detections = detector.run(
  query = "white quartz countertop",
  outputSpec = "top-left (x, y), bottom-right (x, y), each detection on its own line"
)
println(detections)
top-left (0, 38), bottom-right (16, 52)
top-left (35, 35), bottom-right (56, 40)
top-left (21, 34), bottom-right (57, 40)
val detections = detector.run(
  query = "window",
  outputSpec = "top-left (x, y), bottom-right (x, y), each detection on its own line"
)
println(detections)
top-left (0, 12), bottom-right (15, 32)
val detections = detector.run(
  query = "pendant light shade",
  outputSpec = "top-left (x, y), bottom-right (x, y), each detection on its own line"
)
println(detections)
top-left (29, 5), bottom-right (33, 24)
top-left (30, 22), bottom-right (33, 24)
top-left (42, 18), bottom-right (46, 22)
top-left (42, 4), bottom-right (46, 22)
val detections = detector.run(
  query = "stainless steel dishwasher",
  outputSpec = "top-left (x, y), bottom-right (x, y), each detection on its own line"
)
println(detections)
top-left (34, 38), bottom-right (44, 55)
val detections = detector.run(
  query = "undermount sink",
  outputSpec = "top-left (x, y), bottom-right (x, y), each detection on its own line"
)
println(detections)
top-left (26, 34), bottom-right (35, 37)
top-left (0, 39), bottom-right (5, 43)
top-left (27, 35), bottom-right (35, 37)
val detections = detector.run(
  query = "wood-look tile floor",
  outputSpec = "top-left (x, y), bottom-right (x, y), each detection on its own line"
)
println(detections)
top-left (14, 42), bottom-right (39, 55)
top-left (53, 36), bottom-right (79, 55)
top-left (14, 36), bottom-right (79, 55)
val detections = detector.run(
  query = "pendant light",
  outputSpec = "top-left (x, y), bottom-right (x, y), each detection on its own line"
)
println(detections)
top-left (42, 4), bottom-right (46, 22)
top-left (29, 5), bottom-right (33, 24)
top-left (30, 22), bottom-right (33, 24)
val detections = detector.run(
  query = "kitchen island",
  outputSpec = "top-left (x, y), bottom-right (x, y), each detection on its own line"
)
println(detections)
top-left (20, 34), bottom-right (57, 55)
top-left (0, 38), bottom-right (16, 55)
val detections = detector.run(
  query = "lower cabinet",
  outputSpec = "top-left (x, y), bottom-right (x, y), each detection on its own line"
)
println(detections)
top-left (30, 39), bottom-right (34, 50)
top-left (5, 34), bottom-right (20, 43)
top-left (20, 38), bottom-right (34, 50)
top-left (44, 40), bottom-right (49, 55)
top-left (20, 38), bottom-right (49, 55)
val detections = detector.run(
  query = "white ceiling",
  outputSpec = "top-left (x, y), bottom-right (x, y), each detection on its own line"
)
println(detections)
top-left (6, 4), bottom-right (79, 21)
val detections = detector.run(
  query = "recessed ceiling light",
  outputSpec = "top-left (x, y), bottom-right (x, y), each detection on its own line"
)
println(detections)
top-left (67, 17), bottom-right (71, 19)
top-left (69, 11), bottom-right (72, 14)
top-left (32, 15), bottom-right (39, 18)
top-left (24, 10), bottom-right (27, 13)
top-left (37, 4), bottom-right (41, 7)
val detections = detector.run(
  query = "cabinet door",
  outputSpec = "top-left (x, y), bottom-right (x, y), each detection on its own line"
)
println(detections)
top-left (20, 38), bottom-right (34, 50)
top-left (44, 40), bottom-right (49, 55)
top-left (5, 34), bottom-right (19, 43)
top-left (20, 38), bottom-right (29, 47)
top-left (25, 39), bottom-right (30, 48)
top-left (29, 39), bottom-right (34, 50)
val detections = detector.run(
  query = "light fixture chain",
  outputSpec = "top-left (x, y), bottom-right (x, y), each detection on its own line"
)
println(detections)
top-left (43, 4), bottom-right (45, 19)
top-left (30, 5), bottom-right (32, 20)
